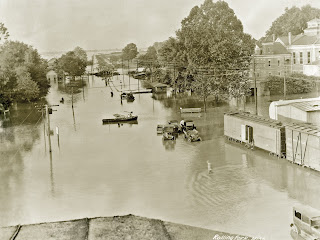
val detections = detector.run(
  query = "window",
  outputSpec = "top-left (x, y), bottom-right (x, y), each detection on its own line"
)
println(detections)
top-left (278, 60), bottom-right (280, 66)
top-left (278, 72), bottom-right (281, 76)
top-left (268, 60), bottom-right (271, 67)
top-left (267, 47), bottom-right (270, 53)
top-left (293, 52), bottom-right (296, 64)
top-left (308, 52), bottom-right (311, 63)
top-left (300, 52), bottom-right (303, 64)
top-left (295, 211), bottom-right (301, 220)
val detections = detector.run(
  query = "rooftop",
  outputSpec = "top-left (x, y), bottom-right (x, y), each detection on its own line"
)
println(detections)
top-left (225, 111), bottom-right (283, 128)
top-left (293, 204), bottom-right (320, 219)
top-left (290, 100), bottom-right (320, 112)
top-left (0, 215), bottom-right (252, 240)
top-left (285, 122), bottom-right (320, 136)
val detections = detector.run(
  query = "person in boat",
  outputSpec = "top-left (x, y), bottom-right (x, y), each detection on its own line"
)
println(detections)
top-left (60, 97), bottom-right (64, 103)
top-left (111, 91), bottom-right (113, 97)
top-left (127, 112), bottom-right (133, 117)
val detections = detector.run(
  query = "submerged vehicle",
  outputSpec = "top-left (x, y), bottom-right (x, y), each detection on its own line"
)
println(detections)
top-left (290, 205), bottom-right (320, 240)
top-left (168, 120), bottom-right (181, 133)
top-left (163, 125), bottom-right (176, 140)
top-left (157, 124), bottom-right (164, 134)
top-left (184, 129), bottom-right (201, 142)
top-left (180, 120), bottom-right (195, 131)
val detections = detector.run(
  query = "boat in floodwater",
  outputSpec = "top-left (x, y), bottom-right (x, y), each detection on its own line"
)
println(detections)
top-left (102, 112), bottom-right (138, 124)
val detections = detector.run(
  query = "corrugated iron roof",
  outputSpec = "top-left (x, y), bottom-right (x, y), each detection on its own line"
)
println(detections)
top-left (290, 100), bottom-right (320, 112)
top-left (285, 122), bottom-right (320, 136)
top-left (225, 112), bottom-right (283, 128)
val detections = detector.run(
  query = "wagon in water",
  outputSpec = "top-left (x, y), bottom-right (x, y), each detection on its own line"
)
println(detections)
top-left (156, 124), bottom-right (164, 134)
top-left (184, 129), bottom-right (201, 142)
top-left (162, 125), bottom-right (176, 140)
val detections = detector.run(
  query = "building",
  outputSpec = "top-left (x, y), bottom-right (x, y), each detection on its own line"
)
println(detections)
top-left (269, 97), bottom-right (320, 125)
top-left (252, 18), bottom-right (320, 95)
top-left (46, 70), bottom-right (58, 81)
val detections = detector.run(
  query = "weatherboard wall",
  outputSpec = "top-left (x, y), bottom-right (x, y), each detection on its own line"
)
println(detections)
top-left (224, 112), bottom-right (285, 156)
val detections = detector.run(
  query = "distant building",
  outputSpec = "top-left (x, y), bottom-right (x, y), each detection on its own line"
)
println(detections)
top-left (269, 97), bottom-right (320, 125)
top-left (46, 70), bottom-right (58, 81)
top-left (251, 18), bottom-right (320, 95)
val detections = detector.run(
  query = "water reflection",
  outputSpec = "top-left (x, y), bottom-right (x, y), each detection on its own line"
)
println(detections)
top-left (2, 74), bottom-right (320, 239)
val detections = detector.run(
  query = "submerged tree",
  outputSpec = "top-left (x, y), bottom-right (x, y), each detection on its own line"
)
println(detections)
top-left (266, 5), bottom-right (320, 37)
top-left (176, 0), bottom-right (254, 106)
top-left (122, 43), bottom-right (138, 61)
top-left (0, 22), bottom-right (9, 44)
top-left (0, 41), bottom-right (49, 107)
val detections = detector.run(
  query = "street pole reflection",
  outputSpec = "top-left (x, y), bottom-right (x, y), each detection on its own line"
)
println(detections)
top-left (49, 151), bottom-right (55, 197)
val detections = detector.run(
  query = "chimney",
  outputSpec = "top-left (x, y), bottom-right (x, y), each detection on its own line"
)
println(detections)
top-left (272, 34), bottom-right (275, 43)
top-left (288, 32), bottom-right (292, 45)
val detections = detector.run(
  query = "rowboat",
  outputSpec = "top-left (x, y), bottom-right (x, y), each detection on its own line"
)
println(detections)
top-left (102, 113), bottom-right (138, 124)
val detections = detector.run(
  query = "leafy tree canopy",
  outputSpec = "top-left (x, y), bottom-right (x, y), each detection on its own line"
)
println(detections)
top-left (266, 5), bottom-right (320, 37)
top-left (0, 41), bottom-right (49, 106)
top-left (177, 0), bottom-right (254, 70)
top-left (122, 43), bottom-right (138, 61)
top-left (73, 46), bottom-right (87, 63)
top-left (0, 22), bottom-right (9, 43)
top-left (58, 51), bottom-right (87, 77)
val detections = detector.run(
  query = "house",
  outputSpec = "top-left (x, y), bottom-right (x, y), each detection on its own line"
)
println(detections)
top-left (251, 18), bottom-right (320, 95)
top-left (149, 82), bottom-right (168, 93)
top-left (46, 70), bottom-right (58, 81)
top-left (269, 97), bottom-right (320, 125)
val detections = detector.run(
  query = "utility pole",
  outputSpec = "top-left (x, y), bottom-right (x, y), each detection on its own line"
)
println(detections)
top-left (128, 60), bottom-right (131, 90)
top-left (137, 60), bottom-right (139, 91)
top-left (173, 62), bottom-right (176, 97)
top-left (122, 59), bottom-right (125, 86)
top-left (284, 63), bottom-right (287, 100)
top-left (45, 105), bottom-right (52, 152)
top-left (71, 87), bottom-right (74, 108)
top-left (253, 56), bottom-right (258, 115)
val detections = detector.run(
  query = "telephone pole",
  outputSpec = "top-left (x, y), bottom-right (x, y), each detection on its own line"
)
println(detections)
top-left (45, 105), bottom-right (52, 152)
top-left (253, 56), bottom-right (258, 115)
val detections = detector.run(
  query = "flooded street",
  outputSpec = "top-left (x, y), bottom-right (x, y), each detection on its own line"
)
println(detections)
top-left (1, 74), bottom-right (320, 240)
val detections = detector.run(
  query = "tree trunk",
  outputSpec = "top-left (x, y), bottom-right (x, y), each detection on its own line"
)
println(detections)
top-left (203, 95), bottom-right (207, 112)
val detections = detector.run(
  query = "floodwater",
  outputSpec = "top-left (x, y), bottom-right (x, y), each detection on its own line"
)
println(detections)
top-left (1, 73), bottom-right (320, 240)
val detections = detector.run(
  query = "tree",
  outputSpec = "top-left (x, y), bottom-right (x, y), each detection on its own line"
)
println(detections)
top-left (266, 73), bottom-right (314, 95)
top-left (0, 22), bottom-right (9, 43)
top-left (122, 43), bottom-right (138, 61)
top-left (266, 5), bottom-right (320, 37)
top-left (0, 41), bottom-right (49, 107)
top-left (15, 66), bottom-right (40, 102)
top-left (176, 0), bottom-right (254, 106)
top-left (58, 51), bottom-right (87, 78)
top-left (73, 46), bottom-right (87, 63)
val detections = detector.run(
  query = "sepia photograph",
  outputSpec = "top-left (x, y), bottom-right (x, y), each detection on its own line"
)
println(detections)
top-left (1, 0), bottom-right (320, 239)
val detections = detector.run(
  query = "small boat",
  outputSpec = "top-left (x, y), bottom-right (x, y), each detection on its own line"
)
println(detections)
top-left (121, 92), bottom-right (135, 101)
top-left (102, 112), bottom-right (138, 124)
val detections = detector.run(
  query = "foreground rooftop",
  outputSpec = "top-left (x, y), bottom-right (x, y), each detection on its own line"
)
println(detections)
top-left (0, 214), bottom-right (253, 240)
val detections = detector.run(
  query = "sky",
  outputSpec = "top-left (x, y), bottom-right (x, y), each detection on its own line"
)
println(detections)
top-left (1, 0), bottom-right (320, 53)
